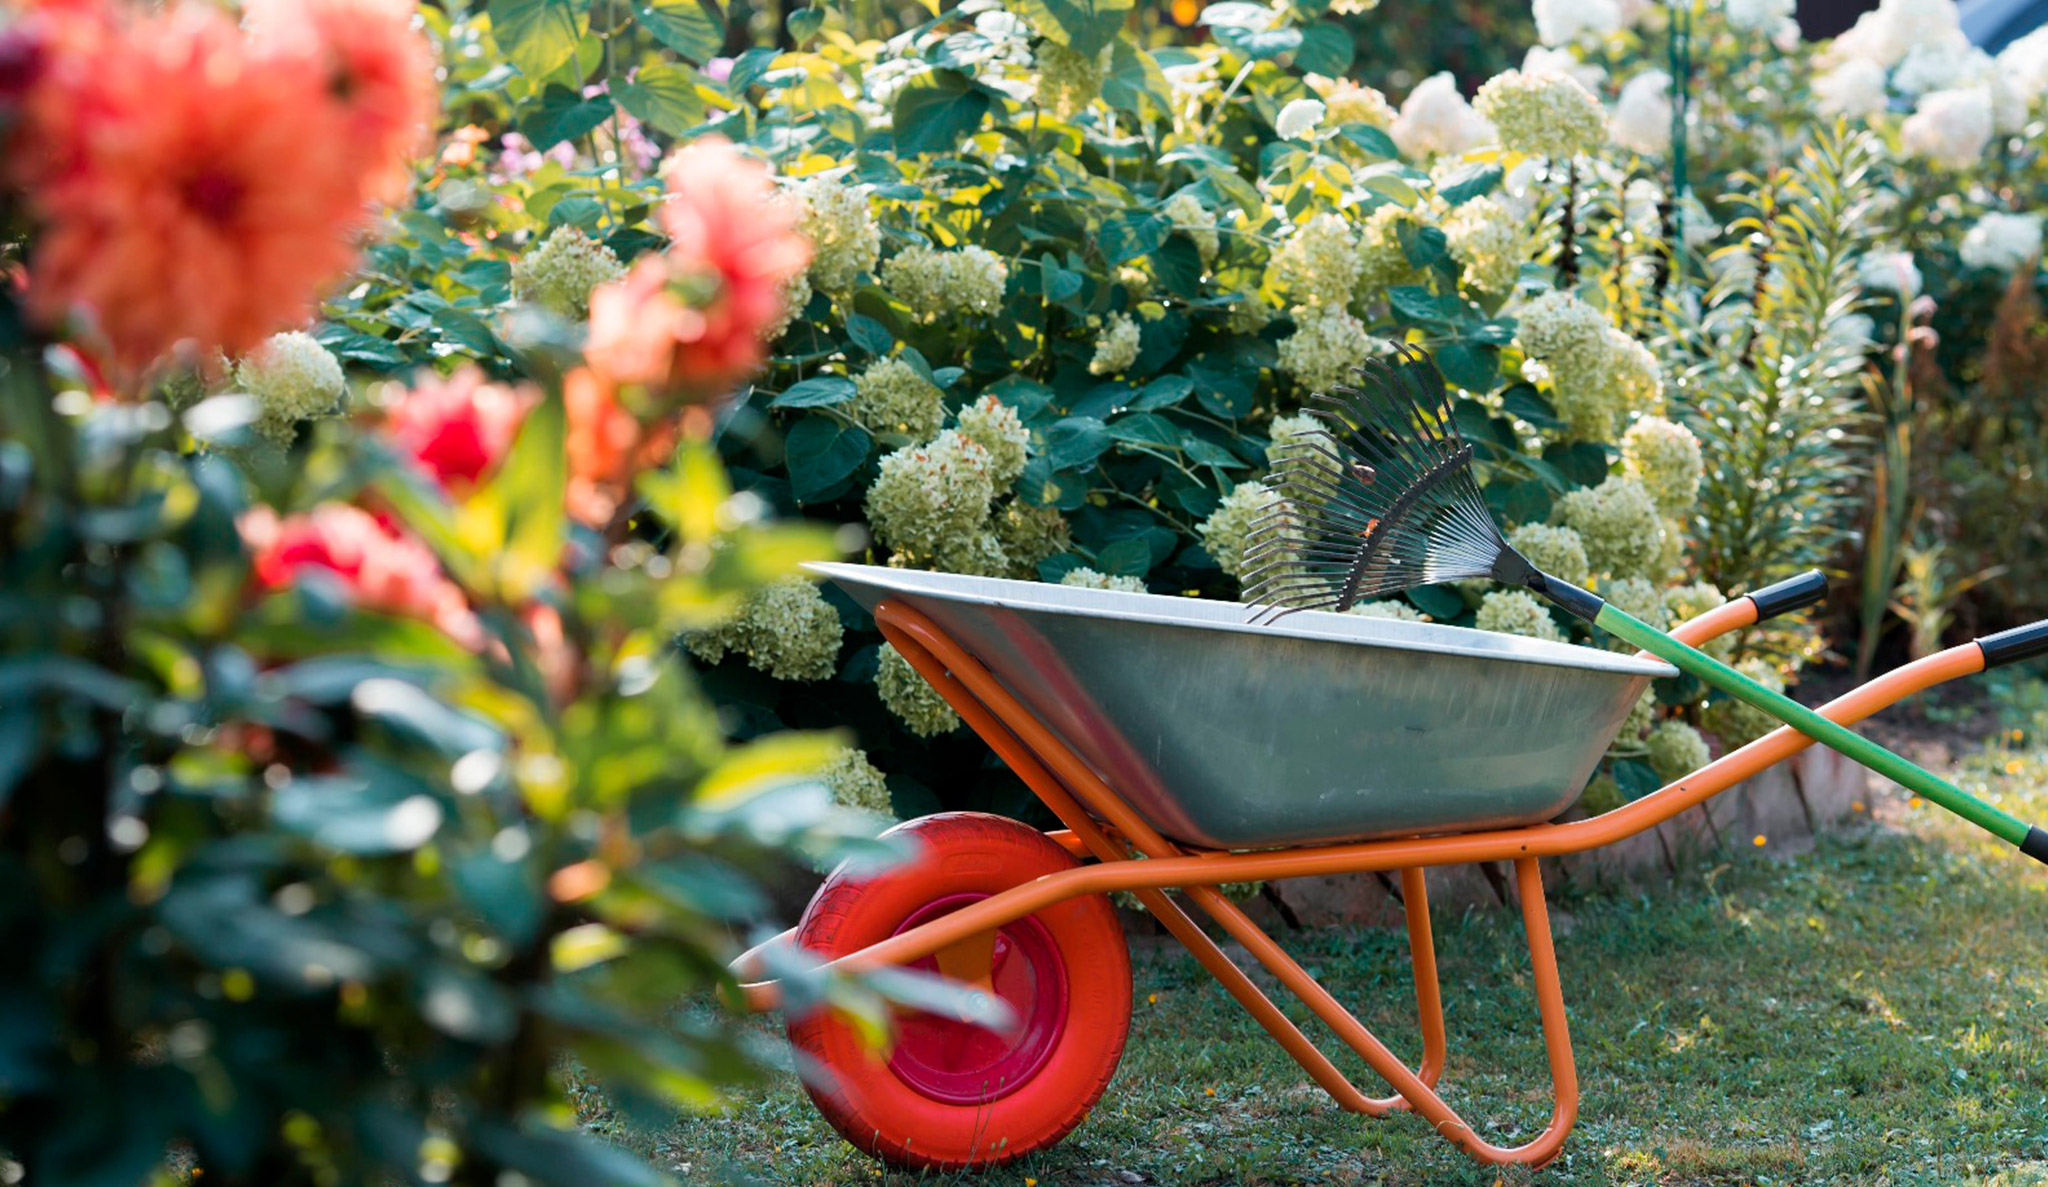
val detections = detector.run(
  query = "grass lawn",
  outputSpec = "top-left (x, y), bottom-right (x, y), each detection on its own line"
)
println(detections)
top-left (638, 688), bottom-right (2048, 1185)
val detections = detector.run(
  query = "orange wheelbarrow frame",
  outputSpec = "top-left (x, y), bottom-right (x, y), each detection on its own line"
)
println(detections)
top-left (735, 594), bottom-right (1991, 1168)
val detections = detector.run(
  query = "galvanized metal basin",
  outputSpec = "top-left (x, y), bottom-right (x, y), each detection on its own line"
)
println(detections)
top-left (812, 563), bottom-right (1675, 850)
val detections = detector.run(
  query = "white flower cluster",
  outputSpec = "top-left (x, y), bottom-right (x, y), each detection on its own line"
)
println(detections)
top-left (1060, 567), bottom-right (1146, 593)
top-left (1278, 305), bottom-right (1378, 393)
top-left (686, 578), bottom-right (845, 681)
top-left (1579, 771), bottom-right (1624, 814)
top-left (1724, 0), bottom-right (1796, 33)
top-left (1476, 588), bottom-right (1565, 642)
top-left (1314, 77), bottom-right (1395, 129)
top-left (235, 331), bottom-right (347, 444)
top-left (821, 747), bottom-right (895, 818)
top-left (1264, 411), bottom-right (1326, 469)
top-left (849, 357), bottom-right (946, 440)
top-left (1264, 213), bottom-right (1360, 306)
top-left (1038, 41), bottom-right (1107, 117)
top-left (955, 394), bottom-right (1030, 485)
top-left (994, 503), bottom-right (1071, 574)
top-left (877, 643), bottom-right (962, 736)
top-left (1347, 599), bottom-right (1426, 621)
top-left (1164, 192), bottom-right (1221, 263)
top-left (1662, 580), bottom-right (1726, 625)
top-left (1357, 204), bottom-right (1425, 289)
top-left (1556, 475), bottom-right (1664, 579)
top-left (511, 226), bottom-right (626, 318)
top-left (1508, 522), bottom-right (1591, 586)
top-left (1391, 73), bottom-right (1494, 158)
top-left (788, 174), bottom-right (881, 296)
top-left (1820, 0), bottom-right (2029, 166)
top-left (1960, 212), bottom-right (2043, 273)
top-left (1703, 656), bottom-right (1786, 746)
top-left (1609, 70), bottom-right (1671, 156)
top-left (1089, 313), bottom-right (1142, 375)
top-left (882, 243), bottom-right (1010, 321)
top-left (1199, 480), bottom-right (1281, 578)
top-left (1474, 69), bottom-right (1607, 159)
top-left (1622, 415), bottom-right (1703, 517)
top-left (1442, 196), bottom-right (1522, 294)
top-left (1596, 575), bottom-right (1669, 649)
top-left (1533, 0), bottom-right (1622, 45)
top-left (1858, 250), bottom-right (1923, 297)
top-left (1645, 720), bottom-right (1710, 781)
top-left (1515, 291), bottom-right (1661, 439)
top-left (867, 430), bottom-right (997, 561)
top-left (1275, 97), bottom-right (1326, 140)
top-left (1901, 87), bottom-right (1994, 169)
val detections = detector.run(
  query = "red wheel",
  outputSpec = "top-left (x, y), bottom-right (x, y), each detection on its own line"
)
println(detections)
top-left (787, 812), bottom-right (1132, 1170)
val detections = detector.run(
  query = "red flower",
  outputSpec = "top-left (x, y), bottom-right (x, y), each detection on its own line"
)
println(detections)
top-left (242, 503), bottom-right (479, 647)
top-left (381, 366), bottom-right (534, 492)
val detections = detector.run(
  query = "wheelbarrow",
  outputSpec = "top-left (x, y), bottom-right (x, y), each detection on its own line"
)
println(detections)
top-left (730, 561), bottom-right (2048, 1171)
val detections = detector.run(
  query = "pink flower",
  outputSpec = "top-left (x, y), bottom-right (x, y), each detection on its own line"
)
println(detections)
top-left (563, 366), bottom-right (677, 528)
top-left (242, 503), bottom-right (480, 647)
top-left (381, 366), bottom-right (533, 491)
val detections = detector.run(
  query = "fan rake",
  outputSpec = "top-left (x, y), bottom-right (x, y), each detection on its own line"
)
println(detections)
top-left (1241, 344), bottom-right (2048, 868)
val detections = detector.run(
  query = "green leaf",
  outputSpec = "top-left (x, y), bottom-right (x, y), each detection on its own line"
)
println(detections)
top-left (845, 313), bottom-right (894, 355)
top-left (1337, 124), bottom-right (1400, 159)
top-left (1543, 440), bottom-right (1611, 488)
top-left (1102, 39), bottom-right (1169, 113)
top-left (1293, 23), bottom-right (1354, 75)
top-left (1502, 384), bottom-right (1563, 430)
top-left (1388, 285), bottom-right (1453, 324)
top-left (273, 775), bottom-right (444, 854)
top-left (1098, 213), bottom-right (1167, 265)
top-left (1485, 477), bottom-right (1553, 525)
top-left (1613, 758), bottom-right (1662, 798)
top-left (1106, 412), bottom-right (1181, 451)
top-left (1036, 254), bottom-right (1084, 303)
top-left (1188, 356), bottom-right (1255, 419)
top-left (521, 85), bottom-right (616, 151)
top-left (1095, 537), bottom-right (1152, 576)
top-left (1130, 374), bottom-right (1193, 411)
top-left (891, 70), bottom-right (992, 156)
top-left (0, 705), bottom-right (34, 810)
top-left (1438, 162), bottom-right (1504, 206)
top-left (613, 62), bottom-right (708, 137)
top-left (1406, 584), bottom-right (1467, 619)
top-left (489, 0), bottom-right (586, 79)
top-left (472, 1122), bottom-right (671, 1187)
top-left (483, 387), bottom-right (568, 601)
top-left (632, 0), bottom-right (722, 61)
top-left (785, 416), bottom-right (872, 502)
top-left (1435, 341), bottom-right (1499, 392)
top-left (1012, 0), bottom-right (1133, 56)
top-left (548, 195), bottom-right (604, 233)
top-left (1401, 224), bottom-right (1450, 271)
top-left (1152, 234), bottom-right (1204, 298)
top-left (770, 377), bottom-right (857, 410)
top-left (1042, 417), bottom-right (1111, 470)
top-left (1212, 23), bottom-right (1300, 58)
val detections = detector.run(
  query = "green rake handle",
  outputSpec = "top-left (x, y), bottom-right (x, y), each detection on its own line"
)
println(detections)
top-left (1587, 599), bottom-right (2048, 865)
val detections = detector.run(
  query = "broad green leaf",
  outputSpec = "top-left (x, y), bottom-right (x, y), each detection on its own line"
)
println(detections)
top-left (1098, 212), bottom-right (1167, 265)
top-left (845, 313), bottom-right (894, 355)
top-left (1214, 23), bottom-right (1300, 59)
top-left (1406, 584), bottom-right (1467, 619)
top-left (1502, 384), bottom-right (1564, 430)
top-left (632, 0), bottom-right (722, 61)
top-left (480, 387), bottom-right (567, 602)
top-left (892, 70), bottom-right (993, 155)
top-left (272, 775), bottom-right (444, 854)
top-left (1013, 0), bottom-right (1133, 56)
top-left (784, 415), bottom-right (871, 502)
top-left (1106, 412), bottom-right (1181, 451)
top-left (1438, 162), bottom-right (1504, 206)
top-left (769, 376), bottom-right (857, 409)
top-left (1543, 440), bottom-right (1612, 488)
top-left (1152, 233), bottom-right (1204, 298)
top-left (638, 439), bottom-right (732, 544)
top-left (521, 85), bottom-right (616, 151)
top-left (1041, 417), bottom-right (1111, 470)
top-left (489, 0), bottom-right (586, 80)
top-left (1436, 340), bottom-right (1499, 392)
top-left (1130, 374), bottom-right (1194, 410)
top-left (1095, 537), bottom-right (1152, 576)
top-left (1294, 22), bottom-right (1354, 75)
top-left (613, 62), bottom-right (709, 137)
top-left (697, 731), bottom-right (844, 806)
top-left (1102, 39), bottom-right (1169, 113)
top-left (1613, 758), bottom-right (1662, 798)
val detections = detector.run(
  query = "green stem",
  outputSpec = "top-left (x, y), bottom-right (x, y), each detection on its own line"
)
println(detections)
top-left (1591, 602), bottom-right (2034, 850)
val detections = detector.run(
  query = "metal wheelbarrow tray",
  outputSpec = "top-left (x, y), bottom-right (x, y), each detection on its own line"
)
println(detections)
top-left (735, 564), bottom-right (2048, 1173)
top-left (813, 562), bottom-right (1673, 849)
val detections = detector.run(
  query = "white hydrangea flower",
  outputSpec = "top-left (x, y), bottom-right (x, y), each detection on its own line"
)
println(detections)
top-left (1579, 771), bottom-right (1625, 814)
top-left (1959, 212), bottom-right (2044, 272)
top-left (1089, 313), bottom-right (1142, 375)
top-left (1314, 77), bottom-right (1396, 128)
top-left (1442, 195), bottom-right (1522, 294)
top-left (1557, 475), bottom-right (1663, 579)
top-left (1391, 73), bottom-right (1495, 158)
top-left (1900, 85), bottom-right (1994, 168)
top-left (866, 430), bottom-right (998, 561)
top-left (1476, 588), bottom-right (1566, 642)
top-left (686, 577), bottom-right (845, 681)
top-left (821, 747), bottom-right (895, 817)
top-left (1061, 567), bottom-right (1147, 593)
top-left (1508, 522), bottom-right (1592, 586)
top-left (1609, 70), bottom-right (1671, 156)
top-left (849, 357), bottom-right (946, 440)
top-left (1039, 41), bottom-right (1108, 116)
top-left (1619, 688), bottom-right (1656, 741)
top-left (1813, 58), bottom-right (1889, 118)
top-left (788, 174), bottom-right (882, 296)
top-left (1356, 203), bottom-right (1426, 289)
top-left (510, 226), bottom-right (626, 318)
top-left (877, 643), bottom-right (962, 736)
top-left (1533, 0), bottom-right (1623, 45)
top-left (1277, 305), bottom-right (1379, 393)
top-left (1997, 26), bottom-right (2048, 105)
top-left (1891, 33), bottom-right (1986, 96)
top-left (1164, 192), bottom-right (1221, 263)
top-left (1662, 580), bottom-right (1727, 625)
top-left (1275, 97), bottom-right (1326, 139)
top-left (1347, 599), bottom-right (1426, 621)
top-left (955, 394), bottom-right (1030, 486)
top-left (1858, 250), bottom-right (1923, 297)
top-left (882, 244), bottom-right (1010, 321)
top-left (1264, 213), bottom-right (1361, 307)
top-left (1475, 69), bottom-right (1607, 158)
top-left (1596, 575), bottom-right (1669, 650)
top-left (1646, 720), bottom-right (1709, 780)
top-left (993, 503), bottom-right (1071, 577)
top-left (1622, 415), bottom-right (1703, 517)
top-left (1830, 0), bottom-right (1960, 68)
top-left (1522, 45), bottom-right (1606, 91)
top-left (234, 331), bottom-right (347, 444)
top-left (1199, 480), bottom-right (1282, 578)
top-left (1723, 0), bottom-right (1795, 29)
top-left (1264, 411), bottom-right (1326, 470)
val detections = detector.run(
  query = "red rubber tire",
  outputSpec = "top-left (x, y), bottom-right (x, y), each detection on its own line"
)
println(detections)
top-left (787, 812), bottom-right (1132, 1171)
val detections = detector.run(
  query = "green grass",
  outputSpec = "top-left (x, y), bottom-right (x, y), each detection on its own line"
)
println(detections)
top-left (639, 703), bottom-right (2048, 1185)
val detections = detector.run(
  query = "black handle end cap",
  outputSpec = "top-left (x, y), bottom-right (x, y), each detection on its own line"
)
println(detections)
top-left (1748, 571), bottom-right (1830, 622)
top-left (2023, 826), bottom-right (2048, 867)
top-left (1980, 621), bottom-right (2048, 670)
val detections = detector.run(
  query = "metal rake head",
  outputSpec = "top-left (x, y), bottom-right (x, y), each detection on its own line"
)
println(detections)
top-left (1241, 344), bottom-right (1519, 623)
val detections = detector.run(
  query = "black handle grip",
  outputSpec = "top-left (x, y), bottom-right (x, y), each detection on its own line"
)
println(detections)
top-left (1979, 620), bottom-right (2048, 670)
top-left (2024, 826), bottom-right (2048, 866)
top-left (1746, 570), bottom-right (1829, 622)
